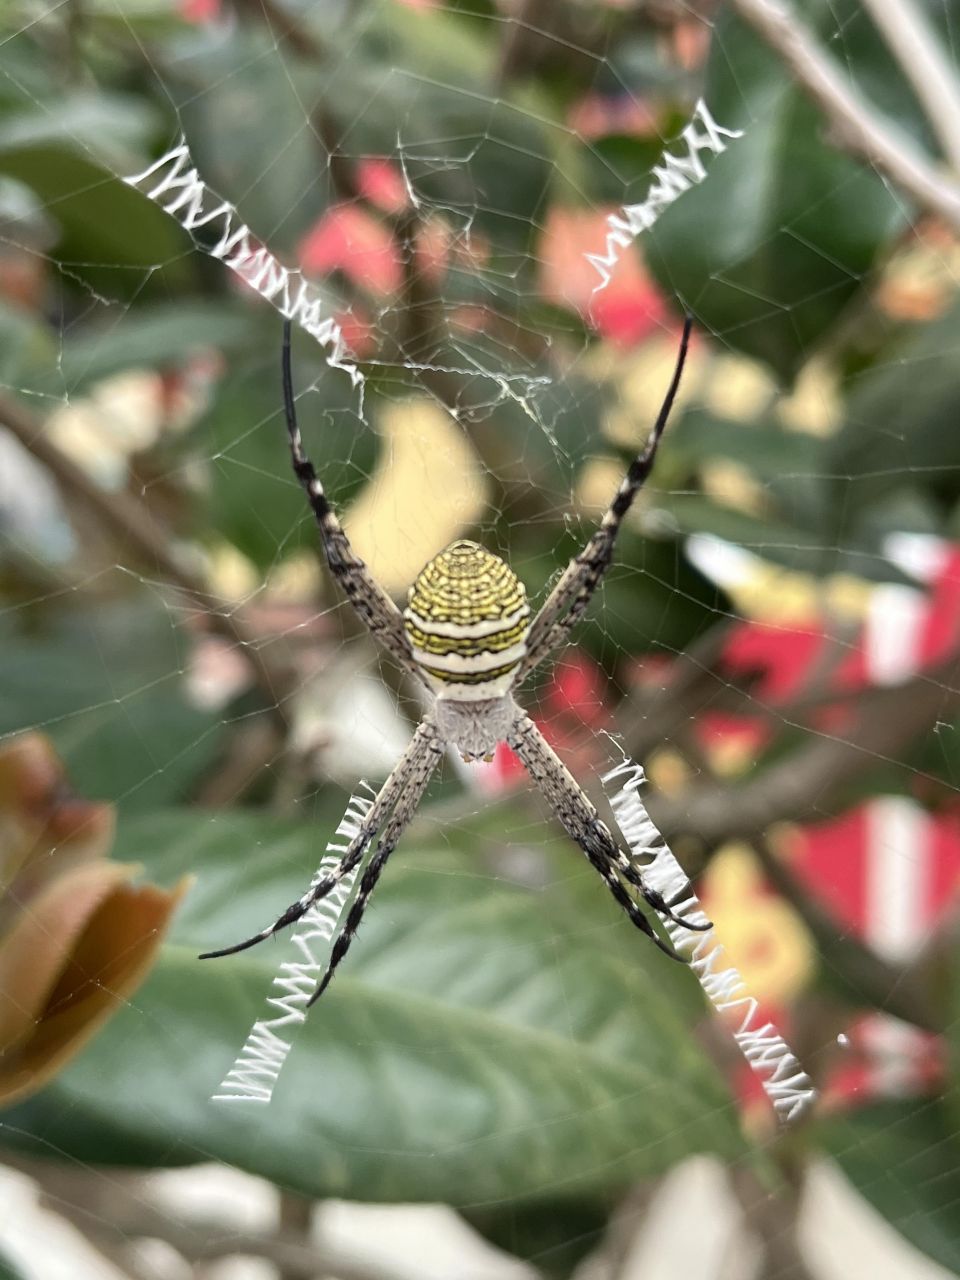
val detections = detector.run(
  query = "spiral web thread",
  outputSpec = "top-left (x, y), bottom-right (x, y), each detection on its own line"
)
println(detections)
top-left (211, 784), bottom-right (375, 1104)
top-left (603, 756), bottom-right (817, 1124)
top-left (123, 139), bottom-right (360, 387)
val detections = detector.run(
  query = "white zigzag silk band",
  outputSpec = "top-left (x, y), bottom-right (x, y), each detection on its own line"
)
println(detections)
top-left (603, 757), bottom-right (817, 1124)
top-left (212, 786), bottom-right (374, 1104)
top-left (123, 139), bottom-right (359, 386)
top-left (587, 99), bottom-right (744, 291)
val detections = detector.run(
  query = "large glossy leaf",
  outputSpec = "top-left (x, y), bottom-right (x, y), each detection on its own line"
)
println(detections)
top-left (1, 802), bottom-right (748, 1203)
top-left (828, 300), bottom-right (960, 528)
top-left (646, 0), bottom-right (909, 382)
top-left (818, 1100), bottom-right (960, 1275)
top-left (169, 31), bottom-right (328, 250)
top-left (52, 302), bottom-right (254, 393)
top-left (0, 599), bottom-right (223, 812)
top-left (0, 90), bottom-right (188, 296)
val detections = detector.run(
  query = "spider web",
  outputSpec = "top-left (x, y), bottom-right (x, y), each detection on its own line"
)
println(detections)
top-left (0, 2), bottom-right (959, 1278)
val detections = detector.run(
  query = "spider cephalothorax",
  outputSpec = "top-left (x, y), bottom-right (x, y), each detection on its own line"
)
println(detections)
top-left (200, 316), bottom-right (708, 1004)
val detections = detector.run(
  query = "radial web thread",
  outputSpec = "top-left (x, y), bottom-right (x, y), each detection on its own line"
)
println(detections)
top-left (212, 785), bottom-right (375, 1104)
top-left (602, 756), bottom-right (817, 1124)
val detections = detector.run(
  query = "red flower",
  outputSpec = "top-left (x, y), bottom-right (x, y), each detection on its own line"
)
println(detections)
top-left (300, 205), bottom-right (402, 296)
top-left (539, 206), bottom-right (666, 346)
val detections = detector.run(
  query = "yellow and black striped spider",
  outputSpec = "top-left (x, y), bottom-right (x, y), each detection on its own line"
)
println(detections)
top-left (200, 316), bottom-right (709, 1004)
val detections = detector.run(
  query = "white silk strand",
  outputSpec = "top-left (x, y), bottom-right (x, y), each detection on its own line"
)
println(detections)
top-left (602, 756), bottom-right (817, 1124)
top-left (587, 99), bottom-right (744, 292)
top-left (124, 138), bottom-right (360, 386)
top-left (211, 785), bottom-right (375, 1104)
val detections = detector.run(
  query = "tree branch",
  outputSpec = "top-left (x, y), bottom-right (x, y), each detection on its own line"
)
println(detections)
top-left (751, 834), bottom-right (942, 1033)
top-left (646, 649), bottom-right (960, 846)
top-left (729, 0), bottom-right (960, 232)
top-left (0, 391), bottom-right (295, 715)
top-left (860, 0), bottom-right (960, 175)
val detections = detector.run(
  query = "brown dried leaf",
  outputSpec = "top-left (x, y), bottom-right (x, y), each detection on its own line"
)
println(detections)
top-left (0, 733), bottom-right (114, 901)
top-left (0, 862), bottom-right (190, 1105)
top-left (0, 732), bottom-right (189, 1106)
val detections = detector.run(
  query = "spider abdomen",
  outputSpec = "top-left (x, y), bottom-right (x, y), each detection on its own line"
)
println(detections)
top-left (404, 539), bottom-right (530, 701)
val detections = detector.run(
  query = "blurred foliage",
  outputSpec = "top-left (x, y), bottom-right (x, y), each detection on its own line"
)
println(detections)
top-left (0, 0), bottom-right (959, 1277)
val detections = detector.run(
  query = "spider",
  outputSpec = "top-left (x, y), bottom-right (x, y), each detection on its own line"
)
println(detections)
top-left (200, 315), bottom-right (709, 1003)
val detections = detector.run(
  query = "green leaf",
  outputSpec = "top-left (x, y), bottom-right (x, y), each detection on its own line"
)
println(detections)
top-left (594, 531), bottom-right (724, 656)
top-left (518, 525), bottom-right (724, 662)
top-left (0, 598), bottom-right (224, 811)
top-left (829, 300), bottom-right (960, 522)
top-left (170, 32), bottom-right (328, 249)
top-left (0, 145), bottom-right (189, 297)
top-left (0, 92), bottom-right (155, 164)
top-left (201, 335), bottom-right (376, 568)
top-left (53, 302), bottom-right (254, 392)
top-left (0, 82), bottom-right (189, 296)
top-left (646, 0), bottom-right (908, 382)
top-left (0, 301), bottom-right (58, 391)
top-left (818, 1099), bottom-right (960, 1275)
top-left (464, 1198), bottom-right (612, 1278)
top-left (2, 802), bottom-right (748, 1203)
top-left (0, 1247), bottom-right (28, 1280)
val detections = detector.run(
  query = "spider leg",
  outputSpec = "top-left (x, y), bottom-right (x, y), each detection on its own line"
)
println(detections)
top-left (507, 713), bottom-right (708, 956)
top-left (517, 317), bottom-right (692, 681)
top-left (308, 730), bottom-right (445, 1005)
top-left (616, 859), bottom-right (711, 932)
top-left (281, 320), bottom-right (418, 677)
top-left (199, 718), bottom-right (442, 960)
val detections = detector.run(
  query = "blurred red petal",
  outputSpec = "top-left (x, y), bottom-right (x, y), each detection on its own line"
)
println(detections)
top-left (180, 0), bottom-right (220, 20)
top-left (567, 93), bottom-right (660, 141)
top-left (416, 216), bottom-right (450, 284)
top-left (591, 286), bottom-right (665, 347)
top-left (546, 652), bottom-right (608, 726)
top-left (357, 159), bottom-right (410, 214)
top-left (300, 205), bottom-right (402, 296)
top-left (539, 206), bottom-right (667, 346)
top-left (334, 306), bottom-right (377, 358)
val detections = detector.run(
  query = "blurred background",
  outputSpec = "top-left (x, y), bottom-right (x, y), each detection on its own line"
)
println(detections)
top-left (1, 0), bottom-right (960, 1277)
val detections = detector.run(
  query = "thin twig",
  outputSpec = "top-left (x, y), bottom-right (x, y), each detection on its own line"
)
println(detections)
top-left (729, 0), bottom-right (960, 232)
top-left (860, 0), bottom-right (960, 175)
top-left (8, 1154), bottom-right (398, 1280)
top-left (276, 1190), bottom-right (317, 1280)
top-left (0, 391), bottom-right (294, 715)
top-left (728, 1163), bottom-right (814, 1280)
